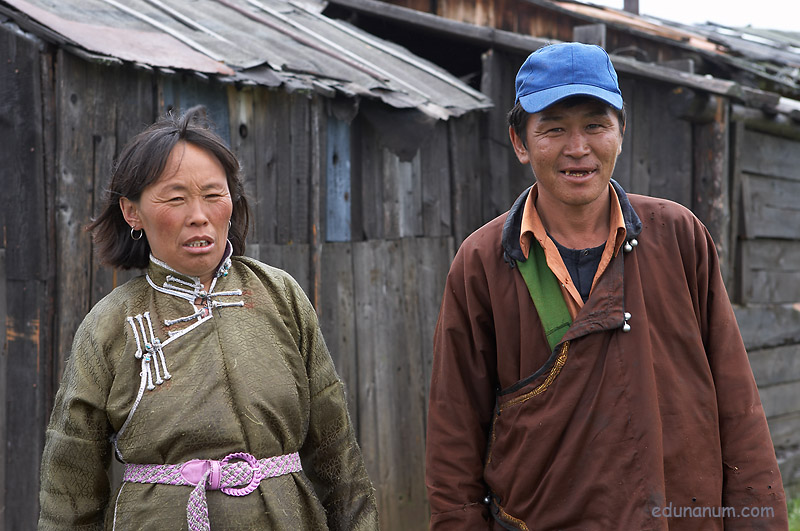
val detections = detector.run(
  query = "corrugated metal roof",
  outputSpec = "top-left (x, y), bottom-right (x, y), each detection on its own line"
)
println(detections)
top-left (681, 23), bottom-right (800, 90)
top-left (0, 0), bottom-right (491, 118)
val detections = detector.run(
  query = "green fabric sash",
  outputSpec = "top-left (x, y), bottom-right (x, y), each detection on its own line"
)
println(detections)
top-left (517, 243), bottom-right (572, 351)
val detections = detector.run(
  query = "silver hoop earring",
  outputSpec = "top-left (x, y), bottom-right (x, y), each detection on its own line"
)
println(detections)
top-left (228, 220), bottom-right (232, 229)
top-left (130, 227), bottom-right (143, 240)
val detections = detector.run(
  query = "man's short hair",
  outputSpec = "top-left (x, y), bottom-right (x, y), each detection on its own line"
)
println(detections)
top-left (507, 97), bottom-right (626, 148)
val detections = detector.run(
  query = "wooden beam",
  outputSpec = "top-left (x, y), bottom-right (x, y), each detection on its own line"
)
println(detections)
top-left (749, 344), bottom-right (800, 389)
top-left (227, 85), bottom-right (258, 242)
top-left (310, 96), bottom-right (325, 307)
top-left (767, 410), bottom-right (800, 451)
top-left (659, 58), bottom-right (695, 74)
top-left (0, 249), bottom-right (6, 527)
top-left (318, 242), bottom-right (359, 425)
top-left (728, 120), bottom-right (745, 302)
top-left (740, 240), bottom-right (800, 304)
top-left (739, 128), bottom-right (800, 179)
top-left (448, 112), bottom-right (484, 245)
top-left (732, 104), bottom-right (800, 142)
top-left (420, 120), bottom-right (452, 237)
top-left (692, 97), bottom-right (731, 282)
top-left (759, 381), bottom-right (800, 420)
top-left (327, 0), bottom-right (550, 51)
top-left (740, 173), bottom-right (800, 240)
top-left (734, 304), bottom-right (800, 351)
top-left (325, 115), bottom-right (351, 242)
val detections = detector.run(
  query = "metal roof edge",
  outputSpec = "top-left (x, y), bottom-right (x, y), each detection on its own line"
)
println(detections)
top-left (326, 0), bottom-right (797, 117)
top-left (0, 0), bottom-right (490, 119)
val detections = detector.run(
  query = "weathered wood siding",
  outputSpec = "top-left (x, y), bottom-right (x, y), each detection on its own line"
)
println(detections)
top-left (1, 26), bottom-right (52, 530)
top-left (733, 124), bottom-right (800, 496)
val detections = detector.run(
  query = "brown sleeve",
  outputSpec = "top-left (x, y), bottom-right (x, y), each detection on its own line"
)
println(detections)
top-left (693, 221), bottom-right (788, 528)
top-left (426, 243), bottom-right (498, 529)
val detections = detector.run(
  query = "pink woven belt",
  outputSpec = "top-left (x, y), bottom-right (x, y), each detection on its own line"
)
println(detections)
top-left (123, 451), bottom-right (302, 531)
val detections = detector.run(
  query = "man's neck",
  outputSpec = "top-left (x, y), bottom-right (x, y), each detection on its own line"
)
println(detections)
top-left (535, 186), bottom-right (611, 250)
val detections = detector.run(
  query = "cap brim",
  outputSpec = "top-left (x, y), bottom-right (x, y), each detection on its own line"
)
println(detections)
top-left (518, 84), bottom-right (623, 114)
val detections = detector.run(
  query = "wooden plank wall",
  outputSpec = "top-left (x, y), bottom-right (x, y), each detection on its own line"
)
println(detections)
top-left (480, 49), bottom-right (530, 222)
top-left (733, 126), bottom-right (800, 496)
top-left (346, 237), bottom-right (451, 530)
top-left (607, 78), bottom-right (694, 208)
top-left (54, 51), bottom-right (154, 382)
top-left (1, 26), bottom-right (53, 530)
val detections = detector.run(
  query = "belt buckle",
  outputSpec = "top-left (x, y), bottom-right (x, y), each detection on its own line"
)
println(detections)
top-left (220, 452), bottom-right (261, 496)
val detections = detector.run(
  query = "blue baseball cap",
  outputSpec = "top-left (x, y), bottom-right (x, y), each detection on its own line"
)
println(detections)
top-left (515, 42), bottom-right (623, 113)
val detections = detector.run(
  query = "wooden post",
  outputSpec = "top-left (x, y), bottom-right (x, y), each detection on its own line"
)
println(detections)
top-left (624, 0), bottom-right (639, 15)
top-left (574, 24), bottom-right (607, 48)
top-left (479, 49), bottom-right (530, 223)
top-left (728, 120), bottom-right (745, 303)
top-left (310, 96), bottom-right (325, 307)
top-left (693, 97), bottom-right (731, 284)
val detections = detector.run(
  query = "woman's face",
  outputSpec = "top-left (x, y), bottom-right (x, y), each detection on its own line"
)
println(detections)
top-left (121, 142), bottom-right (233, 287)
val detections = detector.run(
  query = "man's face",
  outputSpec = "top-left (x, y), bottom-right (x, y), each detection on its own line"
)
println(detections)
top-left (510, 98), bottom-right (624, 211)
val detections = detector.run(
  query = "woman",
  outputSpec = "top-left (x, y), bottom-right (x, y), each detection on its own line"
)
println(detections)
top-left (38, 107), bottom-right (379, 530)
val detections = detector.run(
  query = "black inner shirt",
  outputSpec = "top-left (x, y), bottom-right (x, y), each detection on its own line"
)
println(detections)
top-left (549, 235), bottom-right (606, 303)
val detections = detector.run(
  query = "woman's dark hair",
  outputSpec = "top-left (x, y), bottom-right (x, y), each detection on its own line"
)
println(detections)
top-left (507, 97), bottom-right (626, 148)
top-left (88, 106), bottom-right (250, 269)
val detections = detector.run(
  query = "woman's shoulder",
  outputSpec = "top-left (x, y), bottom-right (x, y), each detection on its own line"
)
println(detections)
top-left (80, 275), bottom-right (149, 331)
top-left (66, 275), bottom-right (148, 360)
top-left (231, 256), bottom-right (306, 297)
top-left (230, 256), bottom-right (316, 330)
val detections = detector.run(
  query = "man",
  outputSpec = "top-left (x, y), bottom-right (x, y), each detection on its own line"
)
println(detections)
top-left (425, 42), bottom-right (788, 529)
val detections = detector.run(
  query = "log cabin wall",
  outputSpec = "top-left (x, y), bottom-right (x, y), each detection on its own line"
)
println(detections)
top-left (730, 117), bottom-right (800, 496)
